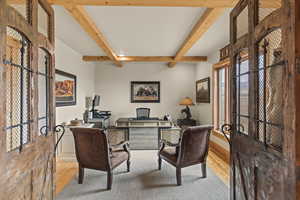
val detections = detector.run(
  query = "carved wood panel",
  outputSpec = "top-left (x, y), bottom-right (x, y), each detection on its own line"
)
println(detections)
top-left (254, 152), bottom-right (286, 200)
top-left (0, 0), bottom-right (55, 199)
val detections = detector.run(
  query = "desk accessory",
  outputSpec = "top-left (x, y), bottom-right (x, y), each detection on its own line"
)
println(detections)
top-left (179, 97), bottom-right (195, 120)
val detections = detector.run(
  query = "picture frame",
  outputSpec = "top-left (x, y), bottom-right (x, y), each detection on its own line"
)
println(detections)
top-left (55, 69), bottom-right (77, 107)
top-left (131, 81), bottom-right (160, 103)
top-left (196, 77), bottom-right (210, 103)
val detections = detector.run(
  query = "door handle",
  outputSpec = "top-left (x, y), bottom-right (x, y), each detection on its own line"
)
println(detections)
top-left (53, 125), bottom-right (66, 152)
top-left (221, 124), bottom-right (232, 145)
top-left (40, 125), bottom-right (66, 152)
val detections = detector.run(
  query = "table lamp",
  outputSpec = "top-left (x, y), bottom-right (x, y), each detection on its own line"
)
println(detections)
top-left (179, 97), bottom-right (195, 120)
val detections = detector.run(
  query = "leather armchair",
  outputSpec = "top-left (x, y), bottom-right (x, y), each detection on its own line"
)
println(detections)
top-left (158, 125), bottom-right (213, 186)
top-left (70, 128), bottom-right (130, 190)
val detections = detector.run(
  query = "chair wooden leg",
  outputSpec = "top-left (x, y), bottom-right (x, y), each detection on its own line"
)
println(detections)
top-left (124, 143), bottom-right (131, 173)
top-left (107, 170), bottom-right (113, 190)
top-left (201, 162), bottom-right (207, 178)
top-left (78, 166), bottom-right (84, 184)
top-left (176, 168), bottom-right (182, 186)
top-left (127, 159), bottom-right (131, 172)
top-left (158, 157), bottom-right (162, 170)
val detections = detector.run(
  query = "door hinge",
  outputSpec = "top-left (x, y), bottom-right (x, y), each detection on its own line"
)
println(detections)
top-left (296, 57), bottom-right (300, 74)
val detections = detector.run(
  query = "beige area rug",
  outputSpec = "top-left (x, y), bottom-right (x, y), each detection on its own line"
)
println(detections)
top-left (57, 151), bottom-right (229, 200)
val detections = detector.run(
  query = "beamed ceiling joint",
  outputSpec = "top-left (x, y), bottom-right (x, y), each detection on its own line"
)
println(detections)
top-left (64, 5), bottom-right (122, 67)
top-left (43, 0), bottom-right (280, 8)
top-left (52, 0), bottom-right (278, 68)
top-left (82, 56), bottom-right (208, 63)
top-left (168, 8), bottom-right (226, 68)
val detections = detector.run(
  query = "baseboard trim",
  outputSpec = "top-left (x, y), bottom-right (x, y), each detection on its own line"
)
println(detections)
top-left (209, 140), bottom-right (230, 164)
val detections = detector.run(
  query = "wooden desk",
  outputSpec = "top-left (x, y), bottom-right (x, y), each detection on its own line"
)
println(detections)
top-left (115, 118), bottom-right (173, 150)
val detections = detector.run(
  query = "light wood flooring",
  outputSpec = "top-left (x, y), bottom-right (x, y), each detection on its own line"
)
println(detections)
top-left (55, 150), bottom-right (230, 195)
top-left (207, 150), bottom-right (230, 186)
top-left (56, 160), bottom-right (78, 195)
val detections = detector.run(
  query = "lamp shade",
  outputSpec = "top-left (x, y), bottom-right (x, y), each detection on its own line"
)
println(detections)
top-left (179, 97), bottom-right (195, 106)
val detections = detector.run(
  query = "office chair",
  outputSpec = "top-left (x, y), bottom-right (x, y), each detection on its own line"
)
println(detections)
top-left (136, 108), bottom-right (150, 119)
top-left (158, 125), bottom-right (213, 185)
top-left (70, 128), bottom-right (130, 190)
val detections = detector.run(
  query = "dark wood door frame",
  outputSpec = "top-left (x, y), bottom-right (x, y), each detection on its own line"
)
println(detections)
top-left (0, 0), bottom-right (55, 199)
top-left (229, 0), bottom-right (298, 199)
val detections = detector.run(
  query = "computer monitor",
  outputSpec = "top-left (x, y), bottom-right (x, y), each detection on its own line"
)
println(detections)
top-left (92, 95), bottom-right (100, 111)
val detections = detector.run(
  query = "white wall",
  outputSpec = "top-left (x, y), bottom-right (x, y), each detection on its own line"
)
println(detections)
top-left (53, 38), bottom-right (228, 150)
top-left (195, 62), bottom-right (213, 125)
top-left (55, 38), bottom-right (96, 124)
top-left (94, 63), bottom-right (197, 124)
top-left (53, 40), bottom-right (229, 151)
top-left (94, 58), bottom-right (229, 151)
top-left (195, 52), bottom-right (230, 151)
top-left (195, 52), bottom-right (219, 124)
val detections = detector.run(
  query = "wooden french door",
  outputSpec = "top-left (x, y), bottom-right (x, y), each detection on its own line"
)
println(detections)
top-left (0, 0), bottom-right (55, 199)
top-left (228, 0), bottom-right (298, 199)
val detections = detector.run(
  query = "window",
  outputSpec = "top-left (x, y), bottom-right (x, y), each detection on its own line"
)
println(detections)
top-left (213, 61), bottom-right (230, 132)
top-left (257, 29), bottom-right (283, 150)
top-left (213, 49), bottom-right (250, 135)
top-left (5, 27), bottom-right (32, 152)
top-left (235, 52), bottom-right (249, 135)
top-left (218, 68), bottom-right (226, 129)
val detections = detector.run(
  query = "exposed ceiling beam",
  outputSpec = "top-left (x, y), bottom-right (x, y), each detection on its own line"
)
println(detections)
top-left (83, 56), bottom-right (207, 62)
top-left (64, 5), bottom-right (122, 67)
top-left (48, 0), bottom-right (236, 7)
top-left (168, 8), bottom-right (225, 68)
top-left (7, 0), bottom-right (281, 8)
top-left (45, 0), bottom-right (280, 8)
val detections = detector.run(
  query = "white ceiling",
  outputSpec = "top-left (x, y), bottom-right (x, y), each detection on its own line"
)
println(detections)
top-left (187, 9), bottom-right (231, 56)
top-left (54, 6), bottom-right (231, 58)
top-left (54, 6), bottom-right (104, 55)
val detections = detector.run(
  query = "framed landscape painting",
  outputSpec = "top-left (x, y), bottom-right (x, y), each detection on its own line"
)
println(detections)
top-left (55, 69), bottom-right (77, 107)
top-left (131, 81), bottom-right (160, 103)
top-left (196, 77), bottom-right (210, 103)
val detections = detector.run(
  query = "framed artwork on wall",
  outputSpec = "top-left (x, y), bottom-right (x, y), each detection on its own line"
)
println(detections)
top-left (55, 69), bottom-right (77, 107)
top-left (196, 77), bottom-right (210, 103)
top-left (131, 81), bottom-right (160, 103)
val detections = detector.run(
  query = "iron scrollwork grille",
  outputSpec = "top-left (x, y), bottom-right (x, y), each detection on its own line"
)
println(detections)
top-left (38, 49), bottom-right (51, 136)
top-left (4, 27), bottom-right (33, 152)
top-left (256, 29), bottom-right (284, 151)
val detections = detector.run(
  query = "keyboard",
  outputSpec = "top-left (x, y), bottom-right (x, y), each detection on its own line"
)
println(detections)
top-left (129, 117), bottom-right (160, 121)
